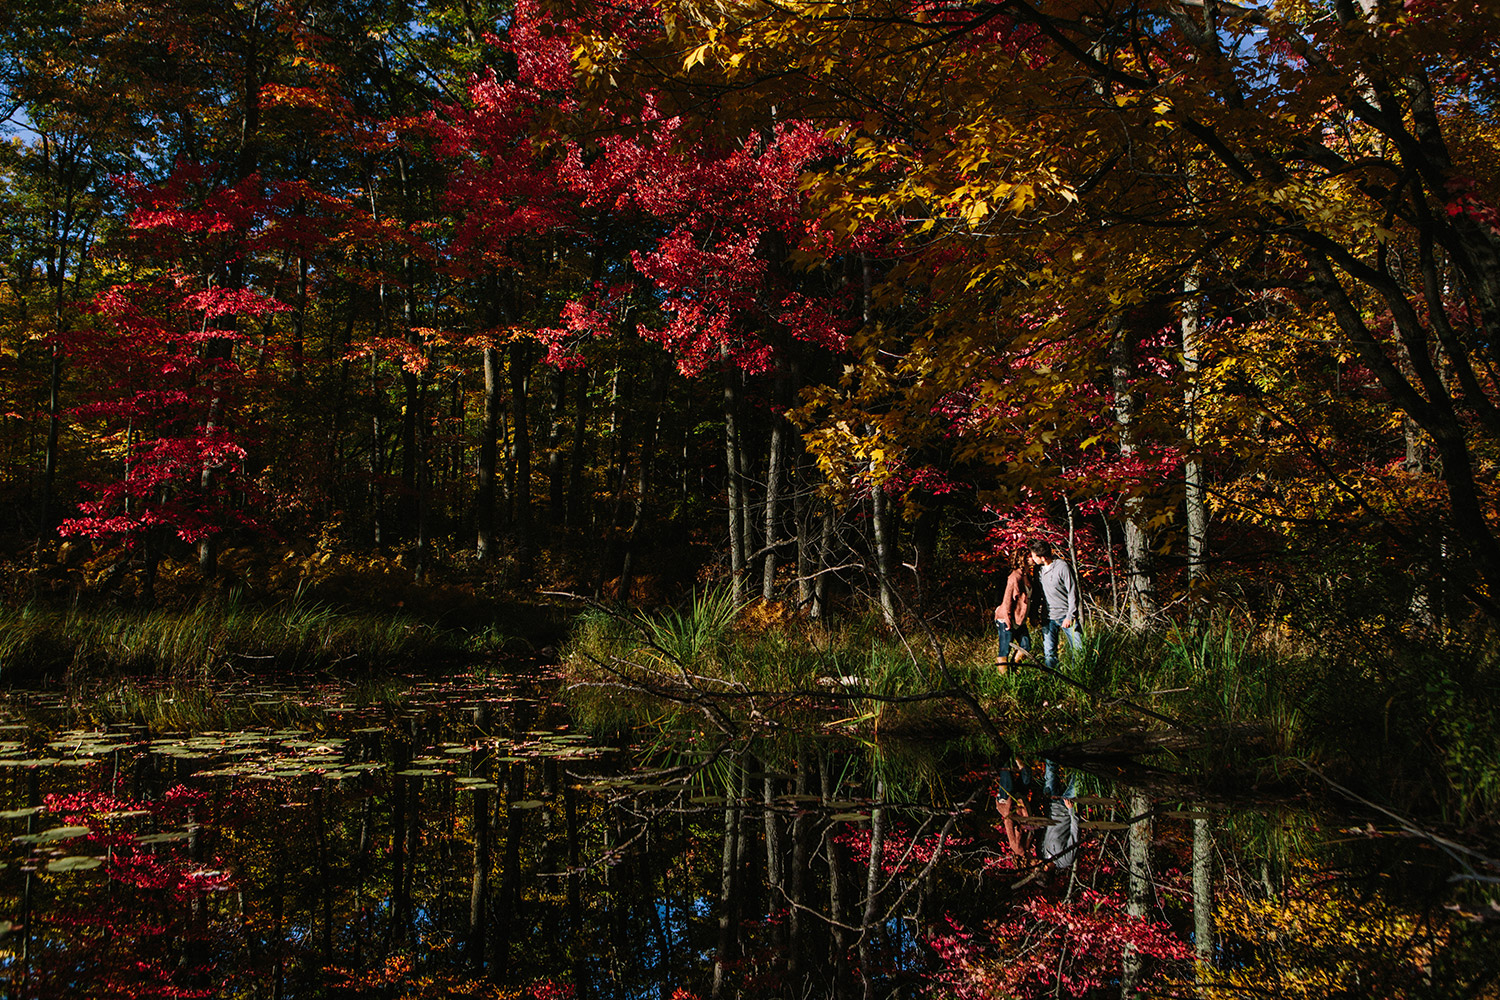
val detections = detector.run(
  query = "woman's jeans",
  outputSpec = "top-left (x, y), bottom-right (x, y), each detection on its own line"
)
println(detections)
top-left (1039, 619), bottom-right (1082, 668)
top-left (997, 623), bottom-right (1031, 660)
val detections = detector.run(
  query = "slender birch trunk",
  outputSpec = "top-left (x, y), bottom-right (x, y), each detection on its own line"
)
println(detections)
top-left (1123, 789), bottom-right (1153, 997)
top-left (1110, 320), bottom-right (1159, 625)
top-left (1183, 264), bottom-right (1209, 583)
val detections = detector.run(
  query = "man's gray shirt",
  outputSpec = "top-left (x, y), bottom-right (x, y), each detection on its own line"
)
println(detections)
top-left (1036, 559), bottom-right (1078, 623)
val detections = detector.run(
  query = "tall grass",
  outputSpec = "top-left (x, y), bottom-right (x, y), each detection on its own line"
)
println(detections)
top-left (0, 599), bottom-right (452, 679)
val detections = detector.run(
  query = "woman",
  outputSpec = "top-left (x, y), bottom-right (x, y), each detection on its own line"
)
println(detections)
top-left (994, 549), bottom-right (1033, 672)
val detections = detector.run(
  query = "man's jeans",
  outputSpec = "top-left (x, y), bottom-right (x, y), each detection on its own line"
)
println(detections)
top-left (1039, 619), bottom-right (1082, 669)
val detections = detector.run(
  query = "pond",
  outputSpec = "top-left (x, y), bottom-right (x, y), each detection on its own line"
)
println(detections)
top-left (0, 671), bottom-right (1489, 999)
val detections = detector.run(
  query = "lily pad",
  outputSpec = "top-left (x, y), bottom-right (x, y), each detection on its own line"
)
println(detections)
top-left (136, 832), bottom-right (191, 845)
top-left (37, 826), bottom-right (92, 843)
top-left (0, 807), bottom-right (43, 820)
top-left (46, 856), bottom-right (102, 873)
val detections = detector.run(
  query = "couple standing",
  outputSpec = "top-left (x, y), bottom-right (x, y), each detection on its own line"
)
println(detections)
top-left (994, 539), bottom-right (1082, 672)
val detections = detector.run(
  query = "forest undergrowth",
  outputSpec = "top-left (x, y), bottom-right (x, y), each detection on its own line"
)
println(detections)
top-left (0, 598), bottom-right (506, 681)
top-left (562, 588), bottom-right (1500, 833)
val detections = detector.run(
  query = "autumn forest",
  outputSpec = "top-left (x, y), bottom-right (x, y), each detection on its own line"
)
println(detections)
top-left (0, 0), bottom-right (1499, 997)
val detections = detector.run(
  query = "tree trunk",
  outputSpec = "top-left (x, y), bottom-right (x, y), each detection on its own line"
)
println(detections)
top-left (787, 751), bottom-right (812, 982)
top-left (477, 346), bottom-right (501, 562)
top-left (1122, 789), bottom-right (1153, 998)
top-left (822, 753), bottom-right (850, 989)
top-left (509, 341), bottom-right (534, 576)
top-left (1193, 814), bottom-right (1214, 985)
top-left (723, 349), bottom-right (747, 602)
top-left (1110, 320), bottom-right (1159, 625)
top-left (1183, 265), bottom-right (1209, 583)
top-left (762, 377), bottom-right (787, 600)
top-left (619, 368), bottom-right (667, 603)
top-left (566, 369), bottom-right (589, 530)
top-left (871, 480), bottom-right (898, 626)
top-left (814, 506), bottom-right (834, 620)
top-left (794, 452), bottom-right (816, 612)
top-left (547, 368), bottom-right (567, 532)
top-left (859, 777), bottom-right (886, 1000)
top-left (468, 724), bottom-right (492, 968)
top-left (711, 761), bottom-right (744, 999)
top-left (763, 772), bottom-right (784, 917)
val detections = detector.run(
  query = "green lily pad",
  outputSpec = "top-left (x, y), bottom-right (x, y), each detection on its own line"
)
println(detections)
top-left (136, 832), bottom-right (191, 845)
top-left (0, 807), bottom-right (43, 820)
top-left (46, 856), bottom-right (102, 873)
top-left (37, 826), bottom-right (91, 843)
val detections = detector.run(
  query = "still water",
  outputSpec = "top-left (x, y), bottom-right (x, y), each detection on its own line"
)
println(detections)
top-left (0, 673), bottom-right (1487, 999)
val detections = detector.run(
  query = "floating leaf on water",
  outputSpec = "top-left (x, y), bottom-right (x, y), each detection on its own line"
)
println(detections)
top-left (509, 800), bottom-right (545, 811)
top-left (46, 856), bottom-right (102, 873)
top-left (689, 796), bottom-right (726, 806)
top-left (628, 783), bottom-right (667, 793)
top-left (396, 769), bottom-right (446, 778)
top-left (1073, 795), bottom-right (1118, 807)
top-left (775, 795), bottom-right (822, 805)
top-left (455, 777), bottom-right (488, 785)
top-left (830, 812), bottom-right (869, 823)
top-left (37, 826), bottom-right (91, 842)
top-left (0, 808), bottom-right (43, 820)
top-left (1161, 810), bottom-right (1215, 821)
top-left (457, 783), bottom-right (499, 792)
top-left (136, 832), bottom-right (191, 845)
top-left (98, 810), bottom-right (151, 821)
top-left (1080, 820), bottom-right (1131, 830)
top-left (1012, 816), bottom-right (1059, 828)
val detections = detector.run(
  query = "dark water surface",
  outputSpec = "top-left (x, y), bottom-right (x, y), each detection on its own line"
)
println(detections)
top-left (0, 674), bottom-right (1489, 999)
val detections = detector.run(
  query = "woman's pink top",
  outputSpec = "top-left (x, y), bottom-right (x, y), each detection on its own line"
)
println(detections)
top-left (995, 570), bottom-right (1030, 628)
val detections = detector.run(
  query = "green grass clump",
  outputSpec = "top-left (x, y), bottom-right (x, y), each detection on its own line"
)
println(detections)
top-left (0, 599), bottom-right (456, 680)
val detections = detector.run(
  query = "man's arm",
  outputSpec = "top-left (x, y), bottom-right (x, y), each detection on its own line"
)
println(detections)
top-left (1063, 563), bottom-right (1080, 624)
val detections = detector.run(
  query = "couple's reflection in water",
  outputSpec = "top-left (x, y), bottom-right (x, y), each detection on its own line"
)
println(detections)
top-left (995, 755), bottom-right (1080, 882)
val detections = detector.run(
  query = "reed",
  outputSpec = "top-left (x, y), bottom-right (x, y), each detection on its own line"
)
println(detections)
top-left (0, 599), bottom-right (456, 679)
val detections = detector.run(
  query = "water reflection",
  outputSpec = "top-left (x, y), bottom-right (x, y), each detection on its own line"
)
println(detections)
top-left (0, 679), bottom-right (1485, 998)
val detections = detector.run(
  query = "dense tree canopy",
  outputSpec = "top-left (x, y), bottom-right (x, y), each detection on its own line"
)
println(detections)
top-left (0, 0), bottom-right (1497, 632)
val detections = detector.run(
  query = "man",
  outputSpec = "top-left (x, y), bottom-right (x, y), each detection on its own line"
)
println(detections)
top-left (1039, 759), bottom-right (1080, 873)
top-left (1029, 538), bottom-right (1082, 670)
